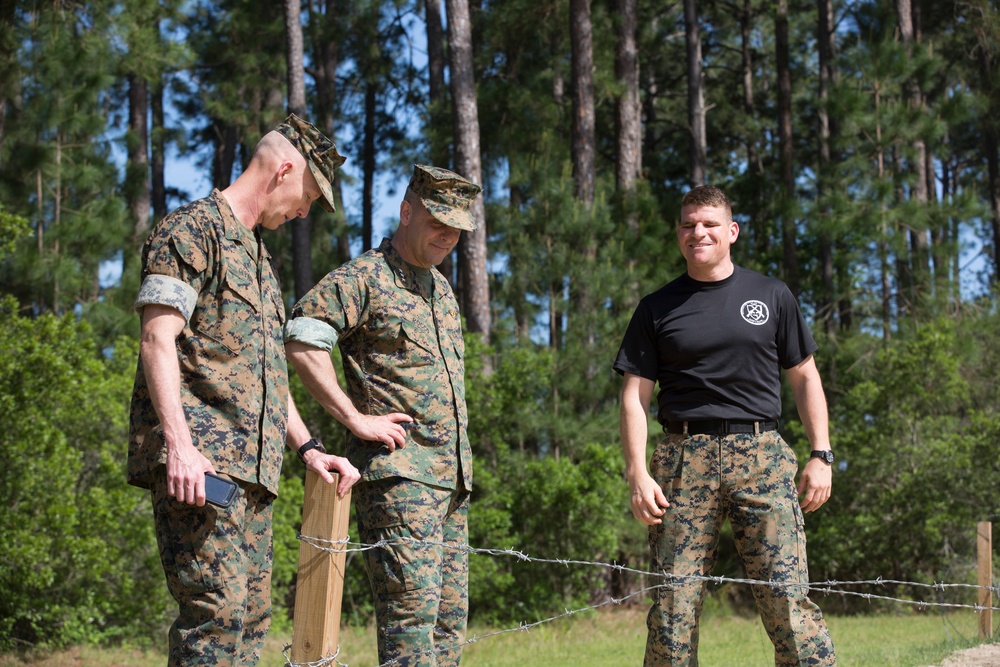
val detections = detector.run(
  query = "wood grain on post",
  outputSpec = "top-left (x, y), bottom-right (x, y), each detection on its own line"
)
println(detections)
top-left (978, 521), bottom-right (993, 640)
top-left (291, 471), bottom-right (352, 663)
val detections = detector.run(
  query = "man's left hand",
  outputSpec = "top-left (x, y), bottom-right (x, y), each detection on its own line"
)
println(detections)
top-left (303, 450), bottom-right (362, 497)
top-left (797, 457), bottom-right (832, 513)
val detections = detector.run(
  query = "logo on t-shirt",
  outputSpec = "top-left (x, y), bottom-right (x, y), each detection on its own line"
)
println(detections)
top-left (740, 300), bottom-right (769, 325)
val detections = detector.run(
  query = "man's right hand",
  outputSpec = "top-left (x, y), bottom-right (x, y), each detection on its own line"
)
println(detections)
top-left (349, 413), bottom-right (414, 452)
top-left (628, 471), bottom-right (670, 526)
top-left (165, 436), bottom-right (214, 506)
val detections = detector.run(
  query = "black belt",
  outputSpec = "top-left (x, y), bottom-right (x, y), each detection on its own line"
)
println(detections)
top-left (665, 419), bottom-right (777, 435)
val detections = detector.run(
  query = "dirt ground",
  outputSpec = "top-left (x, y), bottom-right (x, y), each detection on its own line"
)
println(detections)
top-left (928, 642), bottom-right (1000, 667)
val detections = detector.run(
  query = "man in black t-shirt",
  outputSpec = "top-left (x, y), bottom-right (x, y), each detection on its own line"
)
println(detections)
top-left (614, 185), bottom-right (836, 666)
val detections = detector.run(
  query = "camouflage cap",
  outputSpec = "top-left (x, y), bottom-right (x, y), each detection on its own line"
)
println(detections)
top-left (275, 114), bottom-right (346, 212)
top-left (408, 164), bottom-right (483, 231)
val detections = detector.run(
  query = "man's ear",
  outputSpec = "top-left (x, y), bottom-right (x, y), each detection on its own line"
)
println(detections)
top-left (276, 160), bottom-right (294, 182)
top-left (399, 199), bottom-right (411, 227)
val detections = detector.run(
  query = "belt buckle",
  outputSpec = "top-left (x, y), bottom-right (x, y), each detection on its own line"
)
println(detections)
top-left (720, 419), bottom-right (730, 435)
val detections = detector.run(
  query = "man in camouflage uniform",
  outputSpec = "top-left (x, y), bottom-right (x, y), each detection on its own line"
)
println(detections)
top-left (613, 185), bottom-right (837, 666)
top-left (129, 114), bottom-right (361, 667)
top-left (285, 164), bottom-right (482, 667)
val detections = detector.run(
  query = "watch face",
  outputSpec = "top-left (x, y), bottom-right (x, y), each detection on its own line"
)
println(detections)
top-left (813, 450), bottom-right (834, 463)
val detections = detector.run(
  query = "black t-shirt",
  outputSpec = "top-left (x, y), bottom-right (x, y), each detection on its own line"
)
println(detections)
top-left (613, 266), bottom-right (817, 423)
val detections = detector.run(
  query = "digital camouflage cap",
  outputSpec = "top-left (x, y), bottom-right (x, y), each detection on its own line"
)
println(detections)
top-left (275, 114), bottom-right (346, 212)
top-left (408, 164), bottom-right (482, 231)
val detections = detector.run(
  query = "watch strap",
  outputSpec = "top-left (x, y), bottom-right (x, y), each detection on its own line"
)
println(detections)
top-left (297, 438), bottom-right (326, 463)
top-left (809, 449), bottom-right (834, 464)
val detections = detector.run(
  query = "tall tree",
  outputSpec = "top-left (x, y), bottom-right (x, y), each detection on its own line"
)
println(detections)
top-left (310, 0), bottom-right (351, 266)
top-left (425, 0), bottom-right (450, 169)
top-left (362, 80), bottom-right (377, 252)
top-left (570, 0), bottom-right (596, 206)
top-left (684, 0), bottom-right (706, 186)
top-left (446, 0), bottom-right (490, 344)
top-left (896, 0), bottom-right (929, 309)
top-left (425, 0), bottom-right (454, 285)
top-left (775, 0), bottom-right (799, 296)
top-left (616, 0), bottom-right (641, 285)
top-left (816, 0), bottom-right (836, 334)
top-left (970, 3), bottom-right (1000, 287)
top-left (126, 74), bottom-right (150, 246)
top-left (0, 0), bottom-right (18, 160)
top-left (285, 0), bottom-right (316, 298)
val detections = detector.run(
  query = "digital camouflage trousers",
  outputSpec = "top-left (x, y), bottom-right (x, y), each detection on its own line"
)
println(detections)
top-left (355, 477), bottom-right (470, 667)
top-left (151, 467), bottom-right (274, 667)
top-left (645, 430), bottom-right (836, 667)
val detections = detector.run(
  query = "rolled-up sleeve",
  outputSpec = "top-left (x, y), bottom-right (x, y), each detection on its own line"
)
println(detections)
top-left (134, 274), bottom-right (199, 321)
top-left (135, 213), bottom-right (209, 320)
top-left (284, 316), bottom-right (339, 351)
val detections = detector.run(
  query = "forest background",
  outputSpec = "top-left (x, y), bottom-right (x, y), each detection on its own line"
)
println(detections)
top-left (1, 0), bottom-right (1000, 652)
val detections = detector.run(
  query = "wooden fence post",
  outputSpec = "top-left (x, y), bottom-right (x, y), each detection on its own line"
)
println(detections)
top-left (978, 521), bottom-right (993, 640)
top-left (291, 471), bottom-right (352, 663)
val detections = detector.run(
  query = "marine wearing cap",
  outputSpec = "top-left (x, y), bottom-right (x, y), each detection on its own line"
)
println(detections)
top-left (407, 164), bottom-right (483, 231)
top-left (275, 114), bottom-right (346, 213)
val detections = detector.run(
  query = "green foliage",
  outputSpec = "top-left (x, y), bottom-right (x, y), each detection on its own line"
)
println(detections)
top-left (0, 207), bottom-right (29, 261)
top-left (0, 297), bottom-right (171, 650)
top-left (807, 316), bottom-right (1000, 611)
top-left (467, 443), bottom-right (630, 624)
top-left (4, 0), bottom-right (1000, 652)
top-left (0, 3), bottom-right (130, 321)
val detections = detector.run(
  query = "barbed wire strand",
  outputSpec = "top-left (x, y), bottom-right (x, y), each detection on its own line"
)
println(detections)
top-left (285, 533), bottom-right (1000, 667)
top-left (298, 534), bottom-right (1000, 596)
top-left (283, 581), bottom-right (667, 667)
top-left (282, 644), bottom-right (345, 667)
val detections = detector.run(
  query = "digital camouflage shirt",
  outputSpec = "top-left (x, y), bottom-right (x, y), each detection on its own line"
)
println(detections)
top-left (285, 238), bottom-right (472, 491)
top-left (128, 190), bottom-right (288, 495)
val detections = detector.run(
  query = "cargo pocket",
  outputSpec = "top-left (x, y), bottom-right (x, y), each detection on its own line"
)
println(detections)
top-left (650, 435), bottom-right (685, 498)
top-left (357, 482), bottom-right (442, 596)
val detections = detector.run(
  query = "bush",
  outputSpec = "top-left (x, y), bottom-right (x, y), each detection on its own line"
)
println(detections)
top-left (0, 297), bottom-right (171, 649)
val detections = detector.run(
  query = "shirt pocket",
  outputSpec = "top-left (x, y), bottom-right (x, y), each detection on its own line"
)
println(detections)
top-left (364, 316), bottom-right (438, 416)
top-left (190, 266), bottom-right (261, 357)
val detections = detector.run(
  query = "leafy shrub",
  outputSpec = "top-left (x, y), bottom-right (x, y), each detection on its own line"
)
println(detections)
top-left (0, 297), bottom-right (172, 649)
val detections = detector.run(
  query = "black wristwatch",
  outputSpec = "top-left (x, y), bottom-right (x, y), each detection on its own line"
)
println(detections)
top-left (810, 449), bottom-right (835, 465)
top-left (297, 438), bottom-right (326, 463)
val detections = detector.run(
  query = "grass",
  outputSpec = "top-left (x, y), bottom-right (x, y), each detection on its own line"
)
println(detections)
top-left (0, 609), bottom-right (993, 667)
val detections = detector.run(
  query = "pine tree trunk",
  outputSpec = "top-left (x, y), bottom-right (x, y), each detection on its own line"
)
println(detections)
top-left (212, 123), bottom-right (238, 190)
top-left (362, 81), bottom-right (376, 253)
top-left (684, 0), bottom-right (706, 186)
top-left (426, 0), bottom-right (449, 167)
top-left (446, 0), bottom-right (490, 345)
top-left (314, 0), bottom-right (350, 265)
top-left (817, 0), bottom-right (835, 333)
top-left (897, 0), bottom-right (929, 304)
top-left (615, 0), bottom-right (640, 227)
top-left (980, 47), bottom-right (1000, 287)
top-left (0, 0), bottom-right (15, 160)
top-left (127, 74), bottom-right (150, 249)
top-left (285, 0), bottom-right (314, 298)
top-left (570, 0), bottom-right (596, 206)
top-left (426, 0), bottom-right (453, 285)
top-left (151, 71), bottom-right (167, 224)
top-left (739, 0), bottom-right (768, 259)
top-left (570, 0), bottom-right (598, 379)
top-left (776, 0), bottom-right (799, 296)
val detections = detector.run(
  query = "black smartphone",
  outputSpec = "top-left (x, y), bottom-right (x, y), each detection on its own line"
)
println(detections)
top-left (204, 472), bottom-right (238, 508)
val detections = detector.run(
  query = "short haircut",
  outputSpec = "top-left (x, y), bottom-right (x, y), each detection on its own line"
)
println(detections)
top-left (681, 185), bottom-right (732, 218)
top-left (252, 131), bottom-right (299, 166)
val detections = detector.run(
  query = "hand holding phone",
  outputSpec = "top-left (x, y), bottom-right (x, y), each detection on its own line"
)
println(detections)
top-left (204, 472), bottom-right (238, 508)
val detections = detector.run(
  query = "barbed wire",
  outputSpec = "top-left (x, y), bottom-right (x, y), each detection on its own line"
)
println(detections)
top-left (284, 533), bottom-right (1000, 667)
top-left (298, 533), bottom-right (1000, 597)
top-left (283, 580), bottom-right (674, 667)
